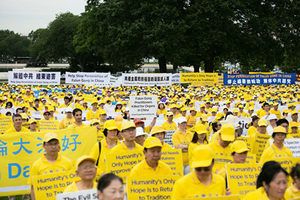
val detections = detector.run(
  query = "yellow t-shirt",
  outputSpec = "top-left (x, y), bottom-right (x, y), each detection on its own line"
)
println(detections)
top-left (172, 130), bottom-right (193, 166)
top-left (172, 171), bottom-right (225, 199)
top-left (59, 117), bottom-right (75, 129)
top-left (86, 110), bottom-right (102, 121)
top-left (270, 109), bottom-right (282, 119)
top-left (63, 181), bottom-right (97, 193)
top-left (208, 140), bottom-right (232, 171)
top-left (186, 115), bottom-right (197, 126)
top-left (247, 126), bottom-right (257, 137)
top-left (285, 184), bottom-right (300, 200)
top-left (243, 186), bottom-right (285, 200)
top-left (28, 154), bottom-right (73, 185)
top-left (128, 160), bottom-right (172, 178)
top-left (260, 143), bottom-right (293, 164)
top-left (161, 121), bottom-right (177, 131)
top-left (67, 122), bottom-right (89, 129)
top-left (5, 126), bottom-right (30, 134)
top-left (110, 142), bottom-right (144, 159)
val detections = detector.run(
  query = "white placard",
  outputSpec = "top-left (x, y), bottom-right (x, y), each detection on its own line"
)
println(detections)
top-left (109, 75), bottom-right (122, 87)
top-left (65, 72), bottom-right (110, 86)
top-left (129, 95), bottom-right (158, 119)
top-left (269, 138), bottom-right (300, 157)
top-left (8, 71), bottom-right (60, 85)
top-left (56, 189), bottom-right (98, 200)
top-left (122, 73), bottom-right (172, 86)
top-left (237, 117), bottom-right (251, 136)
top-left (171, 73), bottom-right (180, 84)
top-left (164, 130), bottom-right (176, 148)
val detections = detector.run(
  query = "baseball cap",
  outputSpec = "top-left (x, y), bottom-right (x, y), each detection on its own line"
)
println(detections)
top-left (65, 107), bottom-right (73, 113)
top-left (220, 124), bottom-right (235, 141)
top-left (231, 140), bottom-right (249, 154)
top-left (177, 117), bottom-right (187, 124)
top-left (201, 115), bottom-right (208, 122)
top-left (136, 127), bottom-right (147, 137)
top-left (133, 118), bottom-right (144, 124)
top-left (121, 121), bottom-right (136, 131)
top-left (76, 155), bottom-right (95, 169)
top-left (28, 118), bottom-right (37, 124)
top-left (20, 113), bottom-right (27, 119)
top-left (291, 110), bottom-right (298, 116)
top-left (43, 133), bottom-right (59, 143)
top-left (99, 110), bottom-right (107, 115)
top-left (191, 145), bottom-right (214, 168)
top-left (258, 119), bottom-right (268, 127)
top-left (143, 137), bottom-right (162, 149)
top-left (290, 121), bottom-right (299, 128)
top-left (104, 120), bottom-right (119, 130)
top-left (43, 110), bottom-right (50, 115)
top-left (273, 126), bottom-right (287, 134)
top-left (166, 112), bottom-right (173, 116)
top-left (150, 126), bottom-right (166, 136)
top-left (194, 124), bottom-right (207, 135)
top-left (268, 114), bottom-right (277, 121)
top-left (90, 119), bottom-right (99, 125)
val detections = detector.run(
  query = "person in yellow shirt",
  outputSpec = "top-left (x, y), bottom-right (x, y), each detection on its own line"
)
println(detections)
top-left (260, 126), bottom-right (293, 164)
top-left (186, 107), bottom-right (197, 129)
top-left (157, 102), bottom-right (167, 117)
top-left (151, 126), bottom-right (173, 150)
top-left (28, 133), bottom-right (73, 200)
top-left (270, 102), bottom-right (282, 119)
top-left (59, 107), bottom-right (75, 129)
top-left (90, 119), bottom-right (105, 141)
top-left (161, 112), bottom-right (177, 131)
top-left (5, 114), bottom-right (30, 133)
top-left (243, 161), bottom-right (288, 200)
top-left (128, 137), bottom-right (172, 180)
top-left (285, 163), bottom-right (300, 199)
top-left (238, 104), bottom-right (250, 118)
top-left (231, 140), bottom-right (249, 163)
top-left (30, 99), bottom-right (43, 111)
top-left (289, 121), bottom-right (300, 136)
top-left (63, 155), bottom-right (97, 193)
top-left (68, 108), bottom-right (88, 129)
top-left (28, 118), bottom-right (38, 132)
top-left (86, 101), bottom-right (101, 121)
top-left (257, 102), bottom-right (271, 118)
top-left (59, 96), bottom-right (73, 109)
top-left (97, 173), bottom-right (125, 200)
top-left (172, 145), bottom-right (229, 199)
top-left (172, 117), bottom-right (193, 174)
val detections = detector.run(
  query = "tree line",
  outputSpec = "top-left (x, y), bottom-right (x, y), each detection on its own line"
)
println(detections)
top-left (0, 0), bottom-right (299, 73)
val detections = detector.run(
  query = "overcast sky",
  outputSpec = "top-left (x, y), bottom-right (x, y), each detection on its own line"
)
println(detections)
top-left (0, 0), bottom-right (86, 36)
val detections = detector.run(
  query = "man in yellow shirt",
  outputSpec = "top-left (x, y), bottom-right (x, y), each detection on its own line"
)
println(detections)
top-left (63, 155), bottom-right (97, 193)
top-left (28, 133), bottom-right (73, 200)
top-left (128, 137), bottom-right (172, 179)
top-left (59, 107), bottom-right (75, 129)
top-left (68, 108), bottom-right (88, 129)
top-left (172, 145), bottom-right (228, 199)
top-left (5, 114), bottom-right (30, 133)
top-left (161, 112), bottom-right (177, 131)
top-left (86, 101), bottom-right (102, 121)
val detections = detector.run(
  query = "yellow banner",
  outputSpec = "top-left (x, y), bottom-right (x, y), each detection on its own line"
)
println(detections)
top-left (39, 120), bottom-right (59, 131)
top-left (252, 134), bottom-right (270, 162)
top-left (32, 170), bottom-right (78, 200)
top-left (161, 149), bottom-right (183, 177)
top-left (226, 163), bottom-right (261, 195)
top-left (180, 73), bottom-right (218, 86)
top-left (0, 117), bottom-right (12, 134)
top-left (0, 126), bottom-right (97, 196)
top-left (105, 150), bottom-right (144, 183)
top-left (127, 175), bottom-right (176, 200)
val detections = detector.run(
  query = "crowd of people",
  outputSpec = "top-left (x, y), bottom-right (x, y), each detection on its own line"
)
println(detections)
top-left (1, 83), bottom-right (300, 200)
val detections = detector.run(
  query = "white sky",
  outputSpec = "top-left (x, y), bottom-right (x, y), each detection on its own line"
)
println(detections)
top-left (0, 0), bottom-right (86, 36)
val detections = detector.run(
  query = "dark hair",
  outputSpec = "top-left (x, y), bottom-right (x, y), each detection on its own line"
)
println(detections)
top-left (12, 114), bottom-right (22, 120)
top-left (34, 99), bottom-right (39, 102)
top-left (256, 161), bottom-right (288, 189)
top-left (191, 132), bottom-right (208, 144)
top-left (276, 118), bottom-right (289, 126)
top-left (97, 173), bottom-right (123, 192)
top-left (290, 163), bottom-right (300, 180)
top-left (6, 102), bottom-right (13, 108)
top-left (225, 112), bottom-right (233, 120)
top-left (73, 108), bottom-right (82, 116)
top-left (262, 102), bottom-right (270, 107)
top-left (16, 108), bottom-right (23, 113)
top-left (211, 122), bottom-right (219, 132)
top-left (250, 115), bottom-right (260, 126)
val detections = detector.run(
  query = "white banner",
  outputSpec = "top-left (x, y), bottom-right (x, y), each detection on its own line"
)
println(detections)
top-left (8, 71), bottom-right (60, 85)
top-left (56, 189), bottom-right (98, 200)
top-left (269, 138), bottom-right (300, 157)
top-left (109, 75), bottom-right (122, 87)
top-left (129, 95), bottom-right (158, 119)
top-left (65, 72), bottom-right (110, 86)
top-left (172, 73), bottom-right (180, 84)
top-left (238, 117), bottom-right (251, 136)
top-left (122, 73), bottom-right (172, 86)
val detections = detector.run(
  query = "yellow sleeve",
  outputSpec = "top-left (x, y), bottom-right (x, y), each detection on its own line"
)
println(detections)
top-left (90, 142), bottom-right (99, 161)
top-left (28, 162), bottom-right (39, 185)
top-left (59, 118), bottom-right (65, 129)
top-left (172, 132), bottom-right (180, 147)
top-left (259, 147), bottom-right (273, 164)
top-left (86, 111), bottom-right (92, 121)
top-left (144, 126), bottom-right (150, 134)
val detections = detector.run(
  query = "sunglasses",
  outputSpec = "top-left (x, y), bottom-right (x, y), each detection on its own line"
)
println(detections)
top-left (195, 166), bottom-right (211, 172)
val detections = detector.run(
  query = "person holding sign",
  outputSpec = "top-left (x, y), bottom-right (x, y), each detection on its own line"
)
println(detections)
top-left (243, 161), bottom-right (288, 200)
top-left (172, 117), bottom-right (193, 175)
top-left (260, 126), bottom-right (293, 164)
top-left (28, 133), bottom-right (73, 200)
top-left (64, 155), bottom-right (97, 193)
top-left (285, 163), bottom-right (300, 199)
top-left (97, 173), bottom-right (124, 200)
top-left (128, 137), bottom-right (172, 178)
top-left (231, 140), bottom-right (249, 164)
top-left (172, 145), bottom-right (229, 199)
top-left (90, 120), bottom-right (120, 177)
top-left (151, 125), bottom-right (173, 150)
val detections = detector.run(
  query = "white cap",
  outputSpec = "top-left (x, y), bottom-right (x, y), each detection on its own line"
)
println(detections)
top-left (268, 114), bottom-right (277, 121)
top-left (65, 107), bottom-right (73, 113)
top-left (124, 107), bottom-right (130, 112)
top-left (177, 117), bottom-right (187, 124)
top-left (135, 127), bottom-right (147, 137)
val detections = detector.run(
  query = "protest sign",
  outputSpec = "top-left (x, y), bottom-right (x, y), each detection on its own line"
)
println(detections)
top-left (171, 73), bottom-right (181, 84)
top-left (105, 150), bottom-right (144, 183)
top-left (129, 95), bottom-right (158, 119)
top-left (273, 157), bottom-right (299, 173)
top-left (226, 163), bottom-right (261, 195)
top-left (127, 175), bottom-right (176, 200)
top-left (191, 195), bottom-right (241, 200)
top-left (0, 117), bottom-right (12, 134)
top-left (163, 130), bottom-right (176, 148)
top-left (56, 189), bottom-right (98, 200)
top-left (223, 73), bottom-right (296, 85)
top-left (32, 170), bottom-right (78, 200)
top-left (180, 73), bottom-right (218, 86)
top-left (0, 127), bottom-right (97, 196)
top-left (161, 149), bottom-right (183, 177)
top-left (65, 72), bottom-right (110, 86)
top-left (39, 120), bottom-right (59, 131)
top-left (122, 73), bottom-right (172, 86)
top-left (237, 117), bottom-right (251, 136)
top-left (8, 71), bottom-right (60, 85)
top-left (269, 138), bottom-right (300, 157)
top-left (252, 134), bottom-right (271, 162)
